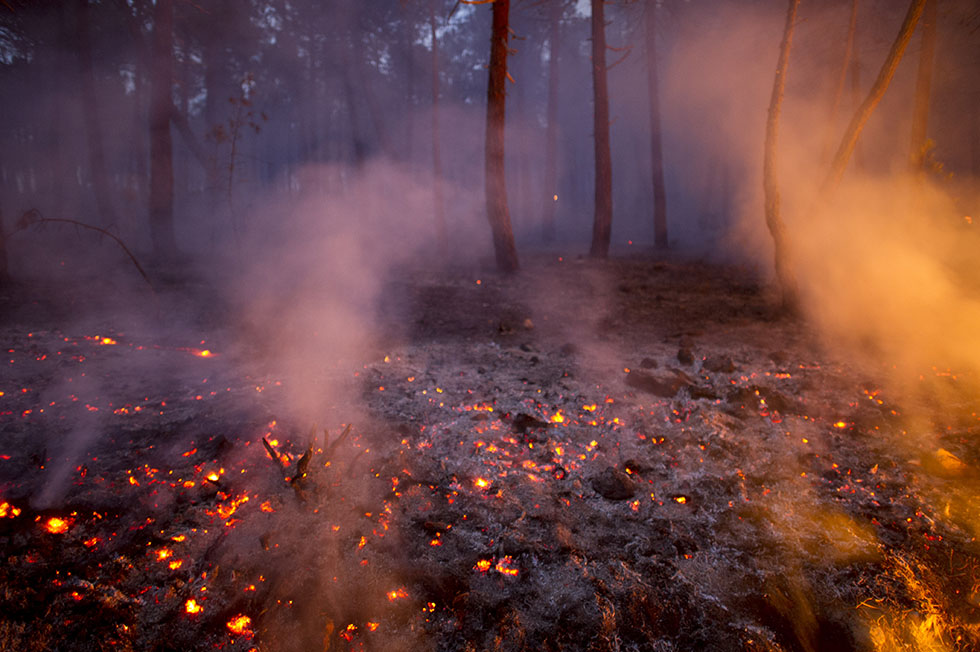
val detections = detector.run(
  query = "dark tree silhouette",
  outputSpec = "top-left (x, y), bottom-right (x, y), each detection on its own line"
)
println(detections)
top-left (148, 0), bottom-right (178, 258)
top-left (431, 0), bottom-right (448, 254)
top-left (589, 0), bottom-right (613, 258)
top-left (646, 0), bottom-right (667, 249)
top-left (484, 0), bottom-right (520, 272)
top-left (909, 0), bottom-right (937, 173)
top-left (541, 0), bottom-right (562, 241)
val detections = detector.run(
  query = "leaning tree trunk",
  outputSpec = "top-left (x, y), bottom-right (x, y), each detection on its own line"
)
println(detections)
top-left (763, 0), bottom-right (801, 312)
top-left (646, 0), bottom-right (668, 249)
top-left (589, 0), bottom-right (613, 258)
top-left (430, 0), bottom-right (448, 255)
top-left (540, 0), bottom-right (561, 242)
top-left (485, 0), bottom-right (520, 273)
top-left (77, 0), bottom-right (119, 228)
top-left (908, 0), bottom-right (937, 173)
top-left (822, 0), bottom-right (859, 163)
top-left (148, 0), bottom-right (178, 259)
top-left (823, 0), bottom-right (928, 192)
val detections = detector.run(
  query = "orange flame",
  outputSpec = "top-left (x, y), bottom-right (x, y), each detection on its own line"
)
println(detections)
top-left (226, 614), bottom-right (252, 636)
top-left (43, 517), bottom-right (69, 534)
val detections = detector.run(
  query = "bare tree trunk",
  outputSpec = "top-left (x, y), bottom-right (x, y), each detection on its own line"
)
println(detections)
top-left (822, 0), bottom-right (859, 163)
top-left (589, 0), bottom-right (613, 258)
top-left (823, 0), bottom-right (928, 192)
top-left (763, 0), bottom-right (801, 311)
top-left (0, 209), bottom-right (9, 286)
top-left (540, 0), bottom-right (561, 241)
top-left (430, 0), bottom-right (448, 255)
top-left (76, 0), bottom-right (119, 227)
top-left (646, 0), bottom-right (668, 249)
top-left (908, 0), bottom-right (937, 173)
top-left (148, 0), bottom-right (178, 258)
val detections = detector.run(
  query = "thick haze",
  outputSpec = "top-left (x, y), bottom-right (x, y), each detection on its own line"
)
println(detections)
top-left (1, 0), bottom-right (979, 409)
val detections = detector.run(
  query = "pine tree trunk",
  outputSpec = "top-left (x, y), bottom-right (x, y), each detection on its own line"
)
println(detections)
top-left (148, 0), bottom-right (178, 258)
top-left (908, 0), bottom-right (937, 173)
top-left (0, 209), bottom-right (9, 286)
top-left (540, 0), bottom-right (561, 241)
top-left (589, 0), bottom-right (613, 258)
top-left (823, 0), bottom-right (927, 192)
top-left (485, 0), bottom-right (520, 273)
top-left (646, 0), bottom-right (668, 249)
top-left (431, 0), bottom-right (448, 255)
top-left (763, 0), bottom-right (801, 311)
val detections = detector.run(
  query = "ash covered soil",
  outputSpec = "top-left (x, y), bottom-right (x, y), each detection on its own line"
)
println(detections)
top-left (2, 253), bottom-right (980, 652)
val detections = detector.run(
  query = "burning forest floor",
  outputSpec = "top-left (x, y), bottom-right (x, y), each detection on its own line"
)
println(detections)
top-left (2, 253), bottom-right (980, 652)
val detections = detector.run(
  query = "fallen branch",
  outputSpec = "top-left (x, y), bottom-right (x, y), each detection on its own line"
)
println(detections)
top-left (10, 209), bottom-right (154, 294)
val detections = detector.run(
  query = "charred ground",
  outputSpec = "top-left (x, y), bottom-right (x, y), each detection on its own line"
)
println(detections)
top-left (1, 254), bottom-right (979, 651)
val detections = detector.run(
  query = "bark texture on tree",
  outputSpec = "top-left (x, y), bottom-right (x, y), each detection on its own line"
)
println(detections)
top-left (909, 0), bottom-right (937, 173)
top-left (763, 0), bottom-right (801, 311)
top-left (485, 0), bottom-right (520, 273)
top-left (823, 0), bottom-right (928, 192)
top-left (541, 0), bottom-right (561, 241)
top-left (589, 0), bottom-right (613, 258)
top-left (431, 0), bottom-right (448, 255)
top-left (646, 0), bottom-right (668, 249)
top-left (148, 0), bottom-right (178, 258)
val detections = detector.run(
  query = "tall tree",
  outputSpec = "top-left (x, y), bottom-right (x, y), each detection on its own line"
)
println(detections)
top-left (431, 0), bottom-right (448, 254)
top-left (148, 0), bottom-right (178, 258)
top-left (908, 0), bottom-right (937, 173)
top-left (823, 0), bottom-right (928, 192)
top-left (484, 0), bottom-right (520, 272)
top-left (762, 0), bottom-right (801, 311)
top-left (589, 0), bottom-right (613, 258)
top-left (541, 0), bottom-right (562, 241)
top-left (822, 0), bottom-right (859, 163)
top-left (646, 0), bottom-right (667, 249)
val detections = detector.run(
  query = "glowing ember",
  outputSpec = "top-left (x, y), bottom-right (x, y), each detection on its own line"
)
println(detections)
top-left (474, 477), bottom-right (491, 490)
top-left (156, 548), bottom-right (173, 561)
top-left (194, 349), bottom-right (213, 358)
top-left (366, 622), bottom-right (380, 632)
top-left (549, 410), bottom-right (565, 424)
top-left (99, 337), bottom-right (117, 345)
top-left (184, 598), bottom-right (203, 614)
top-left (43, 517), bottom-right (69, 534)
top-left (674, 496), bottom-right (688, 505)
top-left (169, 560), bottom-right (183, 570)
top-left (475, 559), bottom-right (492, 573)
top-left (226, 614), bottom-right (252, 637)
top-left (260, 500), bottom-right (275, 513)
top-left (0, 501), bottom-right (22, 518)
top-left (833, 421), bottom-right (848, 429)
top-left (494, 556), bottom-right (519, 576)
top-left (387, 587), bottom-right (409, 601)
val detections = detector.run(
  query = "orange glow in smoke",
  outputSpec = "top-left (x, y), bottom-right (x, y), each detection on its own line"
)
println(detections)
top-left (387, 587), bottom-right (409, 601)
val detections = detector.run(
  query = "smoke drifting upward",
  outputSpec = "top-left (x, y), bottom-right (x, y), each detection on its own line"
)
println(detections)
top-left (225, 158), bottom-right (484, 423)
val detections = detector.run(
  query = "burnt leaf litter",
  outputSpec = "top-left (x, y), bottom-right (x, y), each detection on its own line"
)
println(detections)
top-left (1, 255), bottom-right (979, 651)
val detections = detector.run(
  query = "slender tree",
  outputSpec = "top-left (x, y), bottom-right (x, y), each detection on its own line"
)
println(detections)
top-left (589, 0), bottom-right (613, 258)
top-left (148, 0), bottom-right (178, 258)
top-left (484, 0), bottom-right (520, 272)
top-left (908, 0), bottom-right (937, 173)
top-left (646, 0), bottom-right (667, 249)
top-left (0, 209), bottom-right (9, 286)
top-left (823, 0), bottom-right (928, 192)
top-left (431, 0), bottom-right (448, 254)
top-left (822, 0), bottom-right (859, 163)
top-left (541, 0), bottom-right (562, 241)
top-left (762, 0), bottom-right (801, 311)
